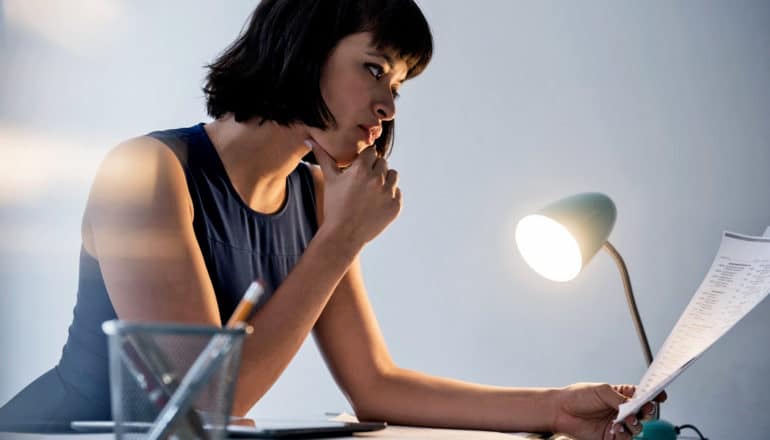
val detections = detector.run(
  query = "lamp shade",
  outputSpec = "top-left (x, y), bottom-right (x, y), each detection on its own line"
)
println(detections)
top-left (515, 192), bottom-right (616, 282)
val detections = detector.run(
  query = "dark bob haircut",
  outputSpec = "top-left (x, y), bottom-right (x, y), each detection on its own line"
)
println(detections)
top-left (203, 0), bottom-right (433, 162)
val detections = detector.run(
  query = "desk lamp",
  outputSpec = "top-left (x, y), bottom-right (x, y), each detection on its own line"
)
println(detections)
top-left (514, 192), bottom-right (677, 440)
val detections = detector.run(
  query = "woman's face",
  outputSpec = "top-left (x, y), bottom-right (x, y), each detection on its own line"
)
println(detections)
top-left (306, 32), bottom-right (408, 167)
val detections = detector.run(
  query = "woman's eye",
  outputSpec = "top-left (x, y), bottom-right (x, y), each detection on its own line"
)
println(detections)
top-left (365, 63), bottom-right (384, 80)
top-left (366, 63), bottom-right (400, 99)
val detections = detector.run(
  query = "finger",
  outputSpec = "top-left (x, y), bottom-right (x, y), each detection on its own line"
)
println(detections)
top-left (372, 156), bottom-right (388, 178)
top-left (605, 422), bottom-right (621, 440)
top-left (394, 187), bottom-right (403, 207)
top-left (384, 169), bottom-right (399, 197)
top-left (596, 384), bottom-right (628, 409)
top-left (609, 422), bottom-right (632, 440)
top-left (623, 414), bottom-right (642, 437)
top-left (654, 390), bottom-right (668, 403)
top-left (612, 384), bottom-right (636, 398)
top-left (637, 401), bottom-right (657, 421)
top-left (305, 139), bottom-right (339, 177)
top-left (355, 146), bottom-right (378, 169)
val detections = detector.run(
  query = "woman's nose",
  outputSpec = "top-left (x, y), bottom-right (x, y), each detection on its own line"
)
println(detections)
top-left (373, 94), bottom-right (396, 121)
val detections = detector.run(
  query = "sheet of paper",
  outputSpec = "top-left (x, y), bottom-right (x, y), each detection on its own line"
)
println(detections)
top-left (331, 412), bottom-right (541, 439)
top-left (616, 231), bottom-right (770, 421)
top-left (763, 225), bottom-right (770, 237)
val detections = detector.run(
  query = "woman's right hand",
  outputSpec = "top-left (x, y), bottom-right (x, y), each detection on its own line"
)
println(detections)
top-left (552, 383), bottom-right (666, 440)
top-left (306, 139), bottom-right (402, 249)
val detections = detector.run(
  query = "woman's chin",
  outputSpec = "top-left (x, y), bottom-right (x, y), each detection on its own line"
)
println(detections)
top-left (332, 150), bottom-right (359, 168)
top-left (335, 157), bottom-right (355, 169)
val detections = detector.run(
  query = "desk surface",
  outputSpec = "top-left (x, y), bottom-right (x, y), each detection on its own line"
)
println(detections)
top-left (0, 428), bottom-right (542, 440)
top-left (0, 434), bottom-right (702, 440)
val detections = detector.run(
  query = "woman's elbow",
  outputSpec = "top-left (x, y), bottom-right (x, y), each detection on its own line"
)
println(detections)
top-left (346, 366), bottom-right (397, 422)
top-left (351, 399), bottom-right (385, 423)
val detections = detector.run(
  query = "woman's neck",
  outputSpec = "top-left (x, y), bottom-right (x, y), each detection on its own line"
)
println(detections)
top-left (203, 115), bottom-right (311, 214)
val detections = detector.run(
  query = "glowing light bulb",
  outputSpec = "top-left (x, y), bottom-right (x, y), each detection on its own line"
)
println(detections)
top-left (515, 214), bottom-right (582, 282)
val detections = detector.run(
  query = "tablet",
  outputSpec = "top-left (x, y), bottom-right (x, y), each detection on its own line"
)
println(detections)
top-left (70, 419), bottom-right (387, 438)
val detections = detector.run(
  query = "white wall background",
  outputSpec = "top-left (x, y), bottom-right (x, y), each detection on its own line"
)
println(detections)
top-left (1, 1), bottom-right (769, 439)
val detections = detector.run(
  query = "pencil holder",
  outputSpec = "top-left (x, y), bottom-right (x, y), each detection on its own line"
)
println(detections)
top-left (102, 320), bottom-right (249, 440)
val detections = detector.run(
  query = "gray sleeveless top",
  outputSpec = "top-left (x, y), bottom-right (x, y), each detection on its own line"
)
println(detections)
top-left (55, 123), bottom-right (319, 416)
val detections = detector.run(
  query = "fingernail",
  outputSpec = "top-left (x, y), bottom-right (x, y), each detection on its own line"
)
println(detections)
top-left (632, 419), bottom-right (639, 426)
top-left (303, 140), bottom-right (314, 149)
top-left (618, 425), bottom-right (624, 433)
top-left (609, 428), bottom-right (615, 434)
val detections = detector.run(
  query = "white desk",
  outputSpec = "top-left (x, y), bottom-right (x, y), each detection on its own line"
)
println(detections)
top-left (0, 429), bottom-right (545, 440)
top-left (0, 430), bottom-right (704, 440)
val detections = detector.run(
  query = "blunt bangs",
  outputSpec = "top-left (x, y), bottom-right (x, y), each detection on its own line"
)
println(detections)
top-left (203, 0), bottom-right (433, 162)
top-left (362, 1), bottom-right (433, 80)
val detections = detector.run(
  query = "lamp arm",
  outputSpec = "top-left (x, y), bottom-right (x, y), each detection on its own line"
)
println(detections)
top-left (602, 241), bottom-right (654, 367)
top-left (603, 242), bottom-right (663, 421)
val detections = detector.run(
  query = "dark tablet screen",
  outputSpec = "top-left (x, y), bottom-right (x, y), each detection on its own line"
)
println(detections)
top-left (71, 420), bottom-right (387, 438)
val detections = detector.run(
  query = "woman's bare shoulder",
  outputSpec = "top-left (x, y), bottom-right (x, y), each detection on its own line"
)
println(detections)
top-left (82, 135), bottom-right (194, 253)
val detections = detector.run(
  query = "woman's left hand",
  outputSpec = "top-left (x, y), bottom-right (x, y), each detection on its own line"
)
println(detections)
top-left (552, 383), bottom-right (667, 440)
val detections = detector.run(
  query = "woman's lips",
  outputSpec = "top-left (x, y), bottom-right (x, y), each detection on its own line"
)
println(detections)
top-left (358, 125), bottom-right (379, 144)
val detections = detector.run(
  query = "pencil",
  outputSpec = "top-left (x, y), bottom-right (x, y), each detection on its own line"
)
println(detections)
top-left (225, 280), bottom-right (264, 328)
top-left (147, 281), bottom-right (265, 440)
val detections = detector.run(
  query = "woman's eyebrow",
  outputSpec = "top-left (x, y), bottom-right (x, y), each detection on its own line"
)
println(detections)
top-left (366, 50), bottom-right (393, 65)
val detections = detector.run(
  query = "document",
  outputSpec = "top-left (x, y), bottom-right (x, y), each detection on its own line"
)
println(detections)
top-left (616, 230), bottom-right (770, 422)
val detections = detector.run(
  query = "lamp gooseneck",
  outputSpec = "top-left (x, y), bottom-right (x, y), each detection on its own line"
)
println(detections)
top-left (515, 193), bottom-right (668, 425)
top-left (602, 241), bottom-right (659, 421)
top-left (601, 241), bottom-right (653, 367)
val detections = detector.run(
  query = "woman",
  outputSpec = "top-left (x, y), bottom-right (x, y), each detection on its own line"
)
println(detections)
top-left (0, 1), bottom-right (664, 438)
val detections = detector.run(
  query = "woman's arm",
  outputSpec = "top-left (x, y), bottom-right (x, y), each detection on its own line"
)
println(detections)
top-left (312, 254), bottom-right (559, 432)
top-left (84, 137), bottom-right (222, 324)
top-left (309, 161), bottom-right (661, 439)
top-left (314, 254), bottom-right (664, 437)
top-left (85, 138), bottom-right (399, 416)
top-left (305, 149), bottom-right (555, 431)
